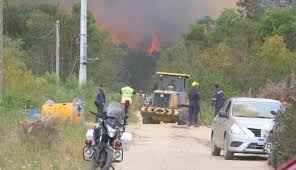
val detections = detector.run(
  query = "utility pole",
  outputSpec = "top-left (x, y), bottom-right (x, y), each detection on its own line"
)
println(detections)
top-left (56, 20), bottom-right (60, 78)
top-left (79, 0), bottom-right (87, 85)
top-left (0, 0), bottom-right (3, 95)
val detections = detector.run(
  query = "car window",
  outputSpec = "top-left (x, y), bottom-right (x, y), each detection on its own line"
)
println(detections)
top-left (232, 101), bottom-right (281, 119)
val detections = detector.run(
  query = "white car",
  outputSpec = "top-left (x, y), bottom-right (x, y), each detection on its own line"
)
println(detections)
top-left (211, 97), bottom-right (282, 160)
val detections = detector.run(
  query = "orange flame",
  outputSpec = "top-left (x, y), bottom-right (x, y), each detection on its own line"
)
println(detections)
top-left (147, 33), bottom-right (160, 53)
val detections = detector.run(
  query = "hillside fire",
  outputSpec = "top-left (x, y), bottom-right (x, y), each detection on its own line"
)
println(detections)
top-left (147, 33), bottom-right (160, 53)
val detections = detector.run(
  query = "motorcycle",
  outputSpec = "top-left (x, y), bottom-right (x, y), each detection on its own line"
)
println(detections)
top-left (83, 102), bottom-right (132, 170)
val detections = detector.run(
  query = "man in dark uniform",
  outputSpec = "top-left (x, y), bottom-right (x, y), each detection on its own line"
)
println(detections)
top-left (188, 81), bottom-right (201, 127)
top-left (95, 84), bottom-right (106, 114)
top-left (212, 83), bottom-right (225, 117)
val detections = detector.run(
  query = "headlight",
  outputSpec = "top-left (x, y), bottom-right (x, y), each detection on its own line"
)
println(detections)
top-left (106, 124), bottom-right (116, 138)
top-left (230, 124), bottom-right (245, 135)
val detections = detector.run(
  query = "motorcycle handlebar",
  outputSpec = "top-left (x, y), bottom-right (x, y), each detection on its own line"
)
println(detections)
top-left (89, 111), bottom-right (125, 127)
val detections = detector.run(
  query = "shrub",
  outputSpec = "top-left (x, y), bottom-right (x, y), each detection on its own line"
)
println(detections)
top-left (274, 97), bottom-right (296, 165)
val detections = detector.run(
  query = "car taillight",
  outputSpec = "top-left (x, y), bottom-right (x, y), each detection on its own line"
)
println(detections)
top-left (125, 100), bottom-right (130, 109)
top-left (115, 140), bottom-right (123, 149)
top-left (85, 140), bottom-right (92, 146)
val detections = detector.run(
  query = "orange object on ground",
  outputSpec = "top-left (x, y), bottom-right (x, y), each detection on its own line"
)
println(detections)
top-left (42, 103), bottom-right (83, 124)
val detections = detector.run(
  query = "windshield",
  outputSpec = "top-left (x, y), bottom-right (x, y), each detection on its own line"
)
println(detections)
top-left (232, 101), bottom-right (281, 119)
top-left (106, 101), bottom-right (124, 121)
top-left (158, 75), bottom-right (186, 91)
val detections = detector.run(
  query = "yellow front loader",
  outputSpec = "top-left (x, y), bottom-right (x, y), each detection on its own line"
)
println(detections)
top-left (140, 72), bottom-right (190, 124)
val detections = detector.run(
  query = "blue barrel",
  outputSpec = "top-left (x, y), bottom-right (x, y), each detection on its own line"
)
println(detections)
top-left (27, 109), bottom-right (41, 119)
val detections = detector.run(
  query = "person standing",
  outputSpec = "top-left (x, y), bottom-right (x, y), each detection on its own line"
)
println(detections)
top-left (188, 81), bottom-right (201, 127)
top-left (212, 83), bottom-right (225, 117)
top-left (119, 83), bottom-right (136, 125)
top-left (119, 83), bottom-right (136, 104)
top-left (95, 84), bottom-right (106, 114)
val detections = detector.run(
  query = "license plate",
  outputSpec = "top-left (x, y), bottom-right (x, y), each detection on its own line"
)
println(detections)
top-left (258, 138), bottom-right (267, 145)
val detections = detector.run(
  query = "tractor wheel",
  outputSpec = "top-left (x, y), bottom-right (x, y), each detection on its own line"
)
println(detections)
top-left (177, 107), bottom-right (189, 125)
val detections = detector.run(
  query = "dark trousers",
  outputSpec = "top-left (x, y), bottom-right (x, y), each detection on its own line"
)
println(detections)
top-left (189, 105), bottom-right (200, 125)
top-left (122, 103), bottom-right (130, 125)
top-left (214, 106), bottom-right (222, 117)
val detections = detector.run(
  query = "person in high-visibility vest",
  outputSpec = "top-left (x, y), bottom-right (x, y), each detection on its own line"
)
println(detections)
top-left (119, 84), bottom-right (136, 104)
top-left (119, 84), bottom-right (136, 125)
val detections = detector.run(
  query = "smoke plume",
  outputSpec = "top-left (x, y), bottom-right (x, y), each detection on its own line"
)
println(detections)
top-left (58, 0), bottom-right (236, 48)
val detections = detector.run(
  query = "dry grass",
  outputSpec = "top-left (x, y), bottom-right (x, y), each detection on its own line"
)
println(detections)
top-left (0, 110), bottom-right (89, 170)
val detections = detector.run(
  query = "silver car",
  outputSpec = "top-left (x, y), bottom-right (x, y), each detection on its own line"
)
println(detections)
top-left (211, 97), bottom-right (282, 160)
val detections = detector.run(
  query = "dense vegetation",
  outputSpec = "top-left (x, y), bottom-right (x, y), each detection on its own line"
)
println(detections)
top-left (158, 7), bottom-right (296, 101)
top-left (275, 98), bottom-right (296, 166)
top-left (3, 1), bottom-right (126, 90)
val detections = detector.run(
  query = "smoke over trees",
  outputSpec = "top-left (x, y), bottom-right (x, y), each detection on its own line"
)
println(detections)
top-left (24, 0), bottom-right (236, 48)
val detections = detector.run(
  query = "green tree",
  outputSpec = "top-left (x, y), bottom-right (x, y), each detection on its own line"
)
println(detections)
top-left (259, 7), bottom-right (296, 51)
top-left (213, 9), bottom-right (241, 36)
top-left (259, 35), bottom-right (296, 81)
top-left (223, 18), bottom-right (260, 64)
top-left (183, 24), bottom-right (207, 45)
top-left (207, 9), bottom-right (241, 46)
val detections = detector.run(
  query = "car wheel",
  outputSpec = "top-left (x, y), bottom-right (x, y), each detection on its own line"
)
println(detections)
top-left (224, 136), bottom-right (234, 160)
top-left (211, 133), bottom-right (221, 156)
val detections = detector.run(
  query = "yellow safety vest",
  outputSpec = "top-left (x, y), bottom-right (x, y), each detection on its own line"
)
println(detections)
top-left (121, 86), bottom-right (134, 103)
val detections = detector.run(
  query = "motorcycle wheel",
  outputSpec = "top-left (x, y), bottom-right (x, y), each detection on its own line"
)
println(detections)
top-left (90, 156), bottom-right (98, 170)
top-left (100, 148), bottom-right (114, 170)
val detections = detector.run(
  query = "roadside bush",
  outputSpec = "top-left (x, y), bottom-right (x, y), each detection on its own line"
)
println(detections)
top-left (274, 97), bottom-right (296, 165)
top-left (64, 74), bottom-right (79, 90)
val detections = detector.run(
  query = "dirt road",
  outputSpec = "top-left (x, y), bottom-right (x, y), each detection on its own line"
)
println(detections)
top-left (116, 123), bottom-right (271, 170)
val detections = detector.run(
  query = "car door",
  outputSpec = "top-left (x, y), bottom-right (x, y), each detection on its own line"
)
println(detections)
top-left (213, 100), bottom-right (230, 148)
top-left (220, 100), bottom-right (232, 143)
